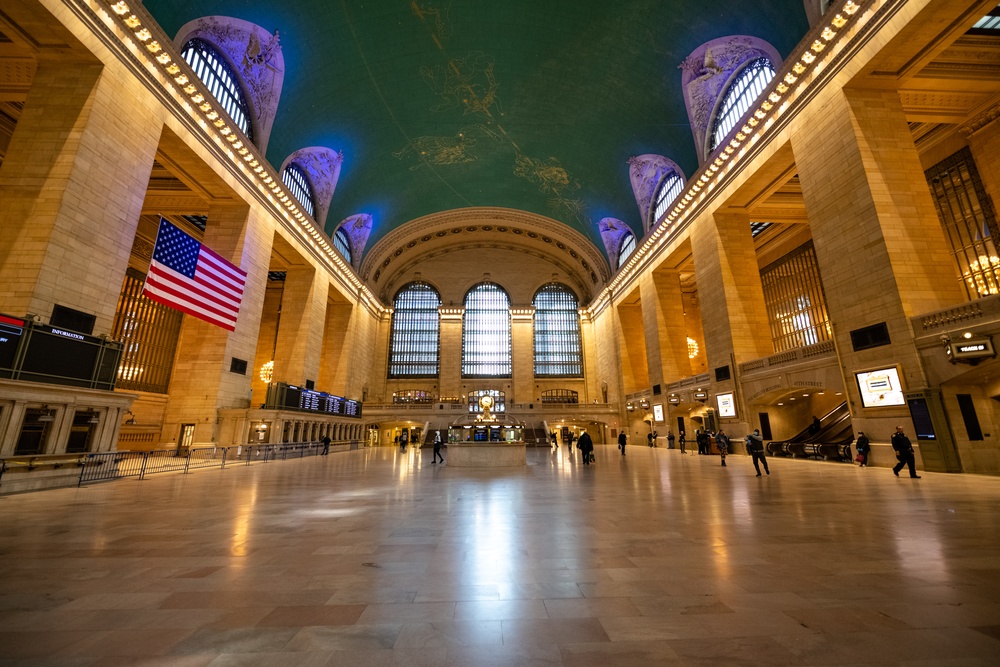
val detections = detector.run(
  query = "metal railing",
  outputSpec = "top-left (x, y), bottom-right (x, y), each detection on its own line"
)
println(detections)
top-left (77, 440), bottom-right (359, 486)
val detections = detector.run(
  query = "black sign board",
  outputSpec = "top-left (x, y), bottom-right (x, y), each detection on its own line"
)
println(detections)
top-left (267, 382), bottom-right (362, 418)
top-left (0, 315), bottom-right (25, 373)
top-left (907, 397), bottom-right (937, 441)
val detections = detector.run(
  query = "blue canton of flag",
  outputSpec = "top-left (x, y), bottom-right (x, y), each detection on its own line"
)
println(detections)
top-left (143, 218), bottom-right (247, 332)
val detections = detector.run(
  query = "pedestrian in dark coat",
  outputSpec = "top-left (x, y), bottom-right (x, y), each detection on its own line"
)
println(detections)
top-left (321, 435), bottom-right (331, 455)
top-left (667, 431), bottom-right (675, 449)
top-left (745, 429), bottom-right (769, 476)
top-left (716, 430), bottom-right (730, 467)
top-left (678, 431), bottom-right (687, 454)
top-left (891, 426), bottom-right (920, 478)
top-left (855, 431), bottom-right (870, 467)
top-left (578, 429), bottom-right (594, 465)
top-left (618, 431), bottom-right (627, 456)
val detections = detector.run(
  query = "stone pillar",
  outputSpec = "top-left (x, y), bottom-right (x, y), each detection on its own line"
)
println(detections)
top-left (690, 210), bottom-right (772, 371)
top-left (318, 299), bottom-right (354, 393)
top-left (640, 270), bottom-right (693, 388)
top-left (794, 86), bottom-right (965, 452)
top-left (0, 57), bottom-right (161, 333)
top-left (511, 309), bottom-right (534, 405)
top-left (616, 297), bottom-right (649, 394)
top-left (161, 203), bottom-right (270, 446)
top-left (964, 107), bottom-right (1000, 215)
top-left (274, 266), bottom-right (328, 386)
top-left (438, 308), bottom-right (464, 400)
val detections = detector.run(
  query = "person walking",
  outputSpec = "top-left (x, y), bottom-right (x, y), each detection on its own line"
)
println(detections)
top-left (399, 429), bottom-right (408, 452)
top-left (617, 430), bottom-right (627, 457)
top-left (678, 430), bottom-right (687, 454)
top-left (745, 429), bottom-right (769, 476)
top-left (696, 429), bottom-right (709, 455)
top-left (855, 431), bottom-right (870, 467)
top-left (321, 434), bottom-right (331, 455)
top-left (716, 429), bottom-right (730, 467)
top-left (891, 426), bottom-right (920, 478)
top-left (432, 430), bottom-right (445, 464)
top-left (667, 431), bottom-right (675, 449)
top-left (578, 428), bottom-right (594, 465)
top-left (550, 431), bottom-right (558, 452)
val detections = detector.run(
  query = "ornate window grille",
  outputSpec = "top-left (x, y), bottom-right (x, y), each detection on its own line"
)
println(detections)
top-left (926, 148), bottom-right (999, 300)
top-left (181, 38), bottom-right (254, 141)
top-left (533, 284), bottom-right (582, 376)
top-left (618, 232), bottom-right (637, 270)
top-left (389, 282), bottom-right (441, 377)
top-left (760, 243), bottom-right (833, 353)
top-left (710, 57), bottom-right (775, 152)
top-left (462, 283), bottom-right (511, 377)
top-left (112, 267), bottom-right (183, 393)
top-left (281, 163), bottom-right (316, 217)
top-left (652, 172), bottom-right (684, 227)
top-left (393, 390), bottom-right (433, 403)
top-left (334, 228), bottom-right (352, 264)
top-left (541, 389), bottom-right (579, 404)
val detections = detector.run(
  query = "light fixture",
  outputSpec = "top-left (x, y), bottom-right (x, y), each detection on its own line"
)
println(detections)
top-left (963, 332), bottom-right (974, 339)
top-left (36, 406), bottom-right (54, 423)
top-left (87, 412), bottom-right (101, 424)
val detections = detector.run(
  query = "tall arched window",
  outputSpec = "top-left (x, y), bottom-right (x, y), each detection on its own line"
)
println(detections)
top-left (333, 228), bottom-right (352, 264)
top-left (710, 57), bottom-right (775, 152)
top-left (618, 232), bottom-right (637, 270)
top-left (389, 282), bottom-right (441, 377)
top-left (651, 172), bottom-right (684, 227)
top-left (181, 38), bottom-right (254, 141)
top-left (462, 283), bottom-right (511, 377)
top-left (533, 284), bottom-right (582, 376)
top-left (281, 164), bottom-right (316, 217)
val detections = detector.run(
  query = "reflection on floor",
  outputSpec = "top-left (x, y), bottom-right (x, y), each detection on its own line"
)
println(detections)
top-left (1, 445), bottom-right (999, 665)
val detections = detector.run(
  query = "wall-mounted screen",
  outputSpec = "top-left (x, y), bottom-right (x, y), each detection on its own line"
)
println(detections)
top-left (716, 392), bottom-right (736, 417)
top-left (855, 367), bottom-right (905, 408)
top-left (652, 404), bottom-right (664, 422)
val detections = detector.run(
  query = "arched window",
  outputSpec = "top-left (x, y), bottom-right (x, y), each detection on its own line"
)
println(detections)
top-left (462, 283), bottom-right (511, 377)
top-left (533, 284), bottom-right (582, 376)
top-left (389, 282), bottom-right (441, 377)
top-left (281, 164), bottom-right (316, 217)
top-left (333, 228), bottom-right (352, 264)
top-left (710, 57), bottom-right (775, 152)
top-left (651, 172), bottom-right (684, 227)
top-left (618, 232), bottom-right (637, 270)
top-left (181, 38), bottom-right (254, 141)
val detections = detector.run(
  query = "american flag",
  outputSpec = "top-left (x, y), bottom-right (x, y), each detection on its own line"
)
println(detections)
top-left (144, 218), bottom-right (247, 332)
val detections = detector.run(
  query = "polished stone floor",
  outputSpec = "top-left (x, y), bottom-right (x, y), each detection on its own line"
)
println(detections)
top-left (1, 444), bottom-right (1000, 666)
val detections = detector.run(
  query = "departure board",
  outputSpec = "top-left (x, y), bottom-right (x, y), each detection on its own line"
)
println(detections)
top-left (265, 382), bottom-right (362, 418)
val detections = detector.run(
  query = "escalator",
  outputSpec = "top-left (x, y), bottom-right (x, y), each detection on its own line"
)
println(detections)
top-left (766, 402), bottom-right (854, 461)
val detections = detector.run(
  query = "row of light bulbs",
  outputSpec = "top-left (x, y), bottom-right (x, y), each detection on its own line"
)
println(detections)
top-left (602, 0), bottom-right (864, 302)
top-left (104, 1), bottom-right (379, 308)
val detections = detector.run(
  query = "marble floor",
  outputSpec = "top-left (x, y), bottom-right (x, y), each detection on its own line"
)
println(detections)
top-left (1, 445), bottom-right (999, 666)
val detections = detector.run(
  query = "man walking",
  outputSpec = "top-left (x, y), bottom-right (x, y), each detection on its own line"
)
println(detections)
top-left (891, 426), bottom-right (920, 478)
top-left (321, 434), bottom-right (331, 455)
top-left (578, 428), bottom-right (594, 465)
top-left (432, 430), bottom-right (445, 464)
top-left (618, 430), bottom-right (627, 457)
top-left (745, 429), bottom-right (769, 476)
top-left (716, 429), bottom-right (730, 467)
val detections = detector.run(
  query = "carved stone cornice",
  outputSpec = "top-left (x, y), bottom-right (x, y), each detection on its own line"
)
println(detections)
top-left (960, 101), bottom-right (1000, 138)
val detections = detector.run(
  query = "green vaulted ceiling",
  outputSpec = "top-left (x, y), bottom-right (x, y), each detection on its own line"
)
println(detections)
top-left (144, 1), bottom-right (809, 258)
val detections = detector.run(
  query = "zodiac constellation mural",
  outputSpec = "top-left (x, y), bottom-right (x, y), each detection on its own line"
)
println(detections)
top-left (396, 3), bottom-right (588, 230)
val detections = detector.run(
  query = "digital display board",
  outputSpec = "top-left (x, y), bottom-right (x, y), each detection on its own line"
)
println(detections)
top-left (716, 392), bottom-right (736, 417)
top-left (0, 315), bottom-right (25, 373)
top-left (652, 404), bottom-right (664, 422)
top-left (855, 367), bottom-right (905, 408)
top-left (267, 382), bottom-right (362, 418)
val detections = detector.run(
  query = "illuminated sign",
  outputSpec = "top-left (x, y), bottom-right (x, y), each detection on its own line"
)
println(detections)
top-left (716, 392), bottom-right (736, 417)
top-left (948, 338), bottom-right (994, 361)
top-left (668, 395), bottom-right (680, 404)
top-left (855, 367), bottom-right (905, 408)
top-left (652, 404), bottom-right (664, 422)
top-left (693, 390), bottom-right (708, 401)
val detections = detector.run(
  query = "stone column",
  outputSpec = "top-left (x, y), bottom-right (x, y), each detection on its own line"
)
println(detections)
top-left (161, 203), bottom-right (270, 446)
top-left (511, 309), bottom-right (534, 405)
top-left (438, 308), bottom-right (464, 400)
top-left (639, 270), bottom-right (693, 389)
top-left (318, 300), bottom-right (353, 393)
top-left (0, 57), bottom-right (161, 333)
top-left (274, 266), bottom-right (328, 386)
top-left (690, 210), bottom-right (772, 371)
top-left (793, 86), bottom-right (966, 462)
top-left (616, 298), bottom-right (649, 394)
